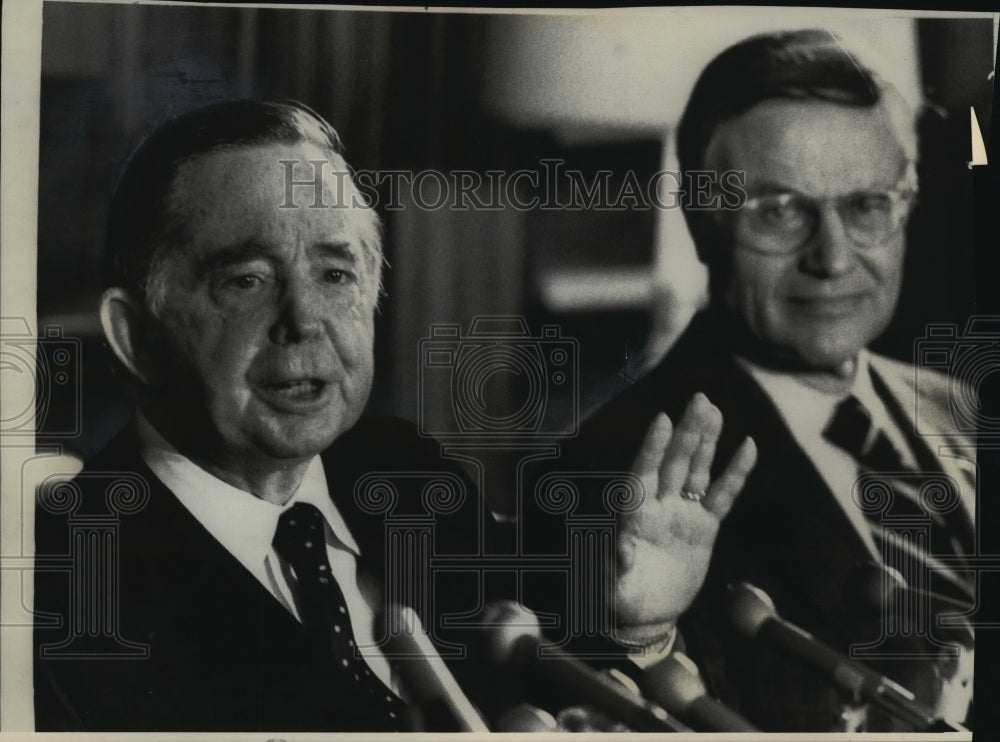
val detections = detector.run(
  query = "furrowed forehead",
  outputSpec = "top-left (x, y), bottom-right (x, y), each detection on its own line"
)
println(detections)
top-left (150, 143), bottom-right (381, 301)
top-left (108, 101), bottom-right (384, 309)
top-left (164, 142), bottom-right (366, 237)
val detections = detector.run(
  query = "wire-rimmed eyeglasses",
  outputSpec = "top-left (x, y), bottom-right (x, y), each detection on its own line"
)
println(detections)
top-left (726, 167), bottom-right (917, 255)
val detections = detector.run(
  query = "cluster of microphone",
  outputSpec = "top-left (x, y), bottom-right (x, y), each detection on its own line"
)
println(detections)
top-left (381, 571), bottom-right (970, 733)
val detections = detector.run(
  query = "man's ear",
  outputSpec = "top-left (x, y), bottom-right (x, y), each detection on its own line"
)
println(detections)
top-left (683, 209), bottom-right (714, 266)
top-left (99, 287), bottom-right (150, 383)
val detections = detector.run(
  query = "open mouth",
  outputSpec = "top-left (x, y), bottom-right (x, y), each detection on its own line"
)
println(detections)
top-left (261, 378), bottom-right (327, 402)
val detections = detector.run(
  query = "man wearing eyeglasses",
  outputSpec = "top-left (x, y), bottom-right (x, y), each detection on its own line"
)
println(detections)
top-left (573, 30), bottom-right (975, 731)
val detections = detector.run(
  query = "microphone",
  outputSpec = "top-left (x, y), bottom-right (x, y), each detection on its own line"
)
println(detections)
top-left (725, 582), bottom-right (967, 732)
top-left (381, 604), bottom-right (489, 732)
top-left (482, 600), bottom-right (691, 732)
top-left (494, 704), bottom-right (559, 731)
top-left (642, 651), bottom-right (759, 731)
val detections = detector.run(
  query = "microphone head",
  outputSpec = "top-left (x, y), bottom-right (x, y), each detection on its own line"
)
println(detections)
top-left (604, 668), bottom-right (643, 697)
top-left (726, 583), bottom-right (778, 638)
top-left (481, 601), bottom-right (543, 664)
top-left (642, 652), bottom-right (706, 711)
top-left (494, 704), bottom-right (559, 731)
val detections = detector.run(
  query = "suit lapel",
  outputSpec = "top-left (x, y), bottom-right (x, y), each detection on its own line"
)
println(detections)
top-left (701, 356), bottom-right (876, 626)
top-left (662, 349), bottom-right (874, 715)
top-left (100, 430), bottom-right (314, 653)
top-left (59, 428), bottom-right (358, 728)
top-left (618, 316), bottom-right (878, 630)
top-left (868, 355), bottom-right (977, 517)
top-left (319, 434), bottom-right (389, 583)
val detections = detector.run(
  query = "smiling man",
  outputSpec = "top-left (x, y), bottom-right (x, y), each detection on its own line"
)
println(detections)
top-left (573, 31), bottom-right (976, 731)
top-left (703, 99), bottom-right (915, 374)
top-left (33, 99), bottom-right (756, 732)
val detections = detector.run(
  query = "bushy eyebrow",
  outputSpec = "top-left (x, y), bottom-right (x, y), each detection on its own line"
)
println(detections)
top-left (311, 241), bottom-right (358, 264)
top-left (194, 240), bottom-right (358, 278)
top-left (743, 181), bottom-right (793, 196)
top-left (195, 240), bottom-right (274, 277)
top-left (745, 180), bottom-right (903, 200)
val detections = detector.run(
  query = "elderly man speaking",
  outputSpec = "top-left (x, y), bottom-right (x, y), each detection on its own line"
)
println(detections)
top-left (33, 99), bottom-right (756, 732)
top-left (573, 30), bottom-right (977, 732)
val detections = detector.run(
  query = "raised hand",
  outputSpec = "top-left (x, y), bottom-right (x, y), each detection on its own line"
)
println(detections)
top-left (612, 393), bottom-right (757, 643)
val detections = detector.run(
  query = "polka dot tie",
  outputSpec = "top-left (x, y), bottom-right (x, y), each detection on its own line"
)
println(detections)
top-left (273, 502), bottom-right (407, 729)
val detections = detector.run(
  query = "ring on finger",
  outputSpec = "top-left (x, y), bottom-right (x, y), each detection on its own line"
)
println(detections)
top-left (680, 488), bottom-right (707, 503)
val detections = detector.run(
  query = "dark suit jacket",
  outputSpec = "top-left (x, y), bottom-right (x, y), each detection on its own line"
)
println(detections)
top-left (33, 416), bottom-right (490, 732)
top-left (566, 311), bottom-right (975, 731)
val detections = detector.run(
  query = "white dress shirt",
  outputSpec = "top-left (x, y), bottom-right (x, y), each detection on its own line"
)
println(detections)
top-left (134, 414), bottom-right (396, 691)
top-left (736, 351), bottom-right (921, 561)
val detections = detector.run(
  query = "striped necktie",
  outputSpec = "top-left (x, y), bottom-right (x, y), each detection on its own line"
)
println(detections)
top-left (823, 393), bottom-right (973, 598)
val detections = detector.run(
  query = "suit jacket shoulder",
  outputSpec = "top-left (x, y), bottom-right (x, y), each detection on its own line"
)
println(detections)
top-left (869, 351), bottom-right (975, 446)
top-left (33, 416), bottom-right (474, 732)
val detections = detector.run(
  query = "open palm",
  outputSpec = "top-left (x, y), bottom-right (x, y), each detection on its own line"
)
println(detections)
top-left (613, 393), bottom-right (757, 641)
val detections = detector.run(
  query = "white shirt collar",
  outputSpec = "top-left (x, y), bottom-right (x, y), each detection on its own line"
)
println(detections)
top-left (736, 350), bottom-right (914, 467)
top-left (133, 414), bottom-right (404, 693)
top-left (734, 350), bottom-right (920, 559)
top-left (134, 414), bottom-right (361, 575)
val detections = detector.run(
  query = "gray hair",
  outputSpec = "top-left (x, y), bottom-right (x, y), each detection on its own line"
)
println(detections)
top-left (103, 99), bottom-right (384, 315)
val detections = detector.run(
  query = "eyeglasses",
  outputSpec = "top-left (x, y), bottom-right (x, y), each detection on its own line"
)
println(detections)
top-left (728, 174), bottom-right (917, 256)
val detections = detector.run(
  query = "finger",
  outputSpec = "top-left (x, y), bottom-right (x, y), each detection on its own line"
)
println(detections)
top-left (681, 404), bottom-right (723, 497)
top-left (630, 412), bottom-right (673, 478)
top-left (702, 436), bottom-right (758, 518)
top-left (658, 392), bottom-right (715, 499)
top-left (683, 414), bottom-right (722, 500)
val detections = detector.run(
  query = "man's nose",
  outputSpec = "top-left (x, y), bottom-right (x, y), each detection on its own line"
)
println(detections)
top-left (269, 278), bottom-right (324, 344)
top-left (800, 205), bottom-right (855, 277)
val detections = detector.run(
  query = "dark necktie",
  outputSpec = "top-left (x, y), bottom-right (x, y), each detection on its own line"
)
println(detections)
top-left (273, 502), bottom-right (407, 728)
top-left (823, 393), bottom-right (973, 581)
